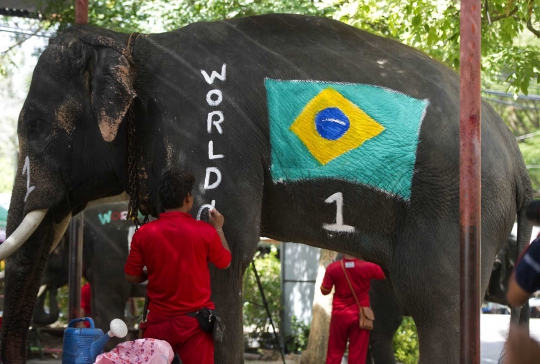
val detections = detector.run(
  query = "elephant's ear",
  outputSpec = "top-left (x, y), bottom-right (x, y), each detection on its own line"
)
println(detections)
top-left (79, 34), bottom-right (136, 142)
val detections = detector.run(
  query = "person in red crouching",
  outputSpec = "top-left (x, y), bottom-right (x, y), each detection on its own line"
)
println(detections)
top-left (124, 169), bottom-right (231, 364)
top-left (321, 255), bottom-right (385, 364)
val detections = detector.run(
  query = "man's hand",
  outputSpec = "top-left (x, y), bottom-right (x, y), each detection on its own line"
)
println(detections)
top-left (209, 208), bottom-right (230, 255)
top-left (507, 272), bottom-right (531, 307)
top-left (209, 208), bottom-right (225, 230)
top-left (506, 324), bottom-right (540, 363)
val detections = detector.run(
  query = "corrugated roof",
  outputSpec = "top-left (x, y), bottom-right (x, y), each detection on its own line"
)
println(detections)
top-left (0, 0), bottom-right (41, 18)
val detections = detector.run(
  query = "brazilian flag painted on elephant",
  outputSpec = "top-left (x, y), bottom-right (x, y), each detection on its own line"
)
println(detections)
top-left (265, 79), bottom-right (429, 200)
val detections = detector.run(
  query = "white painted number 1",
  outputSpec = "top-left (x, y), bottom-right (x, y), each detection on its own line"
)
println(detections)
top-left (323, 192), bottom-right (355, 233)
top-left (22, 156), bottom-right (36, 202)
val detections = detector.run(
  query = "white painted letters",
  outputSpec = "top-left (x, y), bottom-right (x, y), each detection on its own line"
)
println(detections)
top-left (206, 89), bottom-right (223, 106)
top-left (197, 199), bottom-right (216, 221)
top-left (22, 156), bottom-right (36, 203)
top-left (207, 111), bottom-right (224, 134)
top-left (208, 141), bottom-right (224, 160)
top-left (201, 64), bottom-right (227, 228)
top-left (204, 167), bottom-right (222, 190)
top-left (201, 64), bottom-right (227, 85)
top-left (323, 192), bottom-right (355, 233)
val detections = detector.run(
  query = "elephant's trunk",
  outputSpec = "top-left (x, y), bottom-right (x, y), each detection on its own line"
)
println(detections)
top-left (33, 284), bottom-right (60, 326)
top-left (1, 179), bottom-right (56, 363)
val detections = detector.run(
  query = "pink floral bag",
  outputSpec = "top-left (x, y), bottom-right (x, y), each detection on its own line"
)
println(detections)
top-left (94, 338), bottom-right (174, 364)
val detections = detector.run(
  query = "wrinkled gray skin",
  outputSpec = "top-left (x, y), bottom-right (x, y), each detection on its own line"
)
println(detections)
top-left (366, 233), bottom-right (529, 364)
top-left (2, 14), bottom-right (532, 363)
top-left (32, 202), bottom-right (145, 348)
top-left (32, 236), bottom-right (67, 326)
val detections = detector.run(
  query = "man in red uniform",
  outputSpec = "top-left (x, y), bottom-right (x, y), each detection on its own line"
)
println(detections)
top-left (124, 169), bottom-right (231, 364)
top-left (80, 282), bottom-right (92, 328)
top-left (321, 255), bottom-right (385, 364)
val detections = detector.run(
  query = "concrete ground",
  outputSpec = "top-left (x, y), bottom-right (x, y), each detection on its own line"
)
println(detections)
top-left (26, 315), bottom-right (540, 364)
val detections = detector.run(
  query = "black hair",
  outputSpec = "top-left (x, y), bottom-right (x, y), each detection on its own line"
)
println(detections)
top-left (159, 169), bottom-right (195, 210)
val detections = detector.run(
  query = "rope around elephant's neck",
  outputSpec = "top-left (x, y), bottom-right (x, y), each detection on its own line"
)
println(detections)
top-left (125, 32), bottom-right (148, 231)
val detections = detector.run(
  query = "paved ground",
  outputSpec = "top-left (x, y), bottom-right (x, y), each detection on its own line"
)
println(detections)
top-left (480, 314), bottom-right (540, 364)
top-left (26, 315), bottom-right (540, 364)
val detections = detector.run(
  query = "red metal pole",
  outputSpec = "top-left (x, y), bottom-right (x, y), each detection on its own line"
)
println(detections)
top-left (75, 0), bottom-right (88, 24)
top-left (68, 2), bottom-right (88, 324)
top-left (460, 0), bottom-right (482, 363)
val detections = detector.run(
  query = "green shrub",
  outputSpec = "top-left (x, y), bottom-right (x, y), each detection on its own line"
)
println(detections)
top-left (285, 315), bottom-right (310, 354)
top-left (242, 245), bottom-right (282, 334)
top-left (393, 317), bottom-right (419, 364)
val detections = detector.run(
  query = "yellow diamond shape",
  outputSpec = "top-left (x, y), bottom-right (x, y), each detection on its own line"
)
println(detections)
top-left (290, 88), bottom-right (385, 165)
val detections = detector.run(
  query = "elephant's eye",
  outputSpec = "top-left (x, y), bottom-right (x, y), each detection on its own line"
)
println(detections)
top-left (26, 119), bottom-right (47, 140)
top-left (26, 119), bottom-right (51, 149)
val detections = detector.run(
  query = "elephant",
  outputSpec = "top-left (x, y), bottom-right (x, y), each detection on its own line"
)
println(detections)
top-left (32, 202), bottom-right (145, 344)
top-left (1, 14), bottom-right (532, 363)
top-left (31, 235), bottom-right (68, 327)
top-left (366, 232), bottom-right (526, 364)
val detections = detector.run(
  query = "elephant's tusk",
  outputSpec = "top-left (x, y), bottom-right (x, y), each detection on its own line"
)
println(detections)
top-left (37, 284), bottom-right (47, 298)
top-left (0, 270), bottom-right (4, 281)
top-left (50, 213), bottom-right (71, 253)
top-left (0, 209), bottom-right (48, 261)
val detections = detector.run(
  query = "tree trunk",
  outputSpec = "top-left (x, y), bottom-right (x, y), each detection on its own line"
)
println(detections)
top-left (300, 249), bottom-right (337, 364)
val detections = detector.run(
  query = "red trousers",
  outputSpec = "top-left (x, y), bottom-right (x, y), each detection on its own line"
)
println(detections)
top-left (326, 310), bottom-right (370, 364)
top-left (144, 311), bottom-right (214, 364)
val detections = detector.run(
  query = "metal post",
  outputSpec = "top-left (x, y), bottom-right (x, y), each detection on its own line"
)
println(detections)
top-left (251, 260), bottom-right (286, 364)
top-left (459, 0), bottom-right (482, 363)
top-left (68, 213), bottom-right (84, 322)
top-left (75, 0), bottom-right (88, 24)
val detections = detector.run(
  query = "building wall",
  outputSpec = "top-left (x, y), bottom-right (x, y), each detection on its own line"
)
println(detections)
top-left (281, 242), bottom-right (320, 335)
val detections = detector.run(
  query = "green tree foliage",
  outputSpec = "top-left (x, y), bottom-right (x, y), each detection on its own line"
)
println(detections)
top-left (243, 245), bottom-right (282, 337)
top-left (285, 315), bottom-right (310, 354)
top-left (331, 0), bottom-right (540, 96)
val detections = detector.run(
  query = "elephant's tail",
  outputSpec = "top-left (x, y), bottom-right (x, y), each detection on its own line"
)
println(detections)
top-left (498, 186), bottom-right (533, 364)
top-left (513, 189), bottom-right (533, 325)
top-left (515, 170), bottom-right (533, 286)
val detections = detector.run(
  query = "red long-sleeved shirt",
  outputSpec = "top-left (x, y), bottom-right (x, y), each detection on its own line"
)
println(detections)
top-left (124, 211), bottom-right (231, 316)
top-left (321, 257), bottom-right (385, 312)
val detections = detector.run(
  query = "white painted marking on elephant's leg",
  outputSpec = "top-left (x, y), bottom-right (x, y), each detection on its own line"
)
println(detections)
top-left (197, 200), bottom-right (216, 221)
top-left (206, 89), bottom-right (223, 106)
top-left (204, 167), bottom-right (222, 189)
top-left (323, 192), bottom-right (355, 233)
top-left (201, 64), bottom-right (227, 85)
top-left (207, 111), bottom-right (224, 134)
top-left (208, 141), bottom-right (224, 159)
top-left (22, 156), bottom-right (36, 202)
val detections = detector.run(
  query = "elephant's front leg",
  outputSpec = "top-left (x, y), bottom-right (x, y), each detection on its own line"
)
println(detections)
top-left (209, 204), bottom-right (261, 364)
top-left (211, 265), bottom-right (249, 363)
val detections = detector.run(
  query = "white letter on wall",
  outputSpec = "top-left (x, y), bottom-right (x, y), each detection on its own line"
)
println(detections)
top-left (206, 89), bottom-right (223, 106)
top-left (204, 167), bottom-right (222, 190)
top-left (208, 141), bottom-right (224, 160)
top-left (207, 111), bottom-right (224, 134)
top-left (323, 192), bottom-right (355, 233)
top-left (197, 200), bottom-right (216, 221)
top-left (201, 64), bottom-right (227, 85)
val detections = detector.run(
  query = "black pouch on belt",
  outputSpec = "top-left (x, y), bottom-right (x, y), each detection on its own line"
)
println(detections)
top-left (186, 308), bottom-right (225, 342)
top-left (186, 308), bottom-right (218, 333)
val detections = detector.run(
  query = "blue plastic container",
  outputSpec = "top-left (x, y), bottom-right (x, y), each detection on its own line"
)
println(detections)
top-left (62, 317), bottom-right (110, 364)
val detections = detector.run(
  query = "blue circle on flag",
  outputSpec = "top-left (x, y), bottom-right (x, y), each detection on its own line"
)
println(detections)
top-left (315, 107), bottom-right (350, 140)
